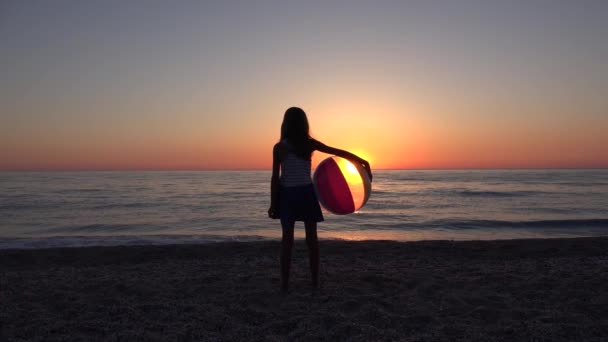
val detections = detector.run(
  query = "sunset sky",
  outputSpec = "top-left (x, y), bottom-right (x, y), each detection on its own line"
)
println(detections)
top-left (1, 1), bottom-right (607, 170)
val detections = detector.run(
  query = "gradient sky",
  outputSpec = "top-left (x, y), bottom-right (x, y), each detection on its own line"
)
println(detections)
top-left (1, 0), bottom-right (607, 170)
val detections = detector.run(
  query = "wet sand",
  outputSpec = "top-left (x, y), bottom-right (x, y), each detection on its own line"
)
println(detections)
top-left (1, 237), bottom-right (607, 341)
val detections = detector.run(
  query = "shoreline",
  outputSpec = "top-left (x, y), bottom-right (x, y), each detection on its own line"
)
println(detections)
top-left (2, 229), bottom-right (608, 250)
top-left (2, 237), bottom-right (607, 341)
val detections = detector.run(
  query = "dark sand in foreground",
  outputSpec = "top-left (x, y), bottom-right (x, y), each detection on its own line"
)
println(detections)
top-left (1, 237), bottom-right (607, 341)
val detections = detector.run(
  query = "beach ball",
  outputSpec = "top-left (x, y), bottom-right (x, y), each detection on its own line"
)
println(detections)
top-left (313, 156), bottom-right (372, 215)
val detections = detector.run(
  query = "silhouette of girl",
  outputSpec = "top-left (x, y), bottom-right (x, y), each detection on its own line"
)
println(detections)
top-left (268, 107), bottom-right (372, 292)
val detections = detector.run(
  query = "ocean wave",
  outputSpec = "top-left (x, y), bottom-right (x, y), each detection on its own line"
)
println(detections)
top-left (370, 188), bottom-right (556, 198)
top-left (352, 218), bottom-right (608, 231)
top-left (0, 234), bottom-right (273, 250)
top-left (555, 182), bottom-right (608, 187)
top-left (0, 202), bottom-right (69, 211)
top-left (93, 202), bottom-right (159, 210)
top-left (51, 188), bottom-right (107, 194)
top-left (456, 190), bottom-right (546, 197)
top-left (429, 218), bottom-right (608, 230)
top-left (40, 223), bottom-right (165, 234)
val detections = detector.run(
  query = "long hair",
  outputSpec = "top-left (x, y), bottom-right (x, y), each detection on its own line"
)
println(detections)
top-left (280, 107), bottom-right (313, 159)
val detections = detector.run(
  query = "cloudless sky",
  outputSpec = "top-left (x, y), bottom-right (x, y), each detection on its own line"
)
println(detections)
top-left (1, 0), bottom-right (607, 170)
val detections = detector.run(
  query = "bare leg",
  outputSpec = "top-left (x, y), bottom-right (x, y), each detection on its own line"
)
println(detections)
top-left (280, 221), bottom-right (295, 292)
top-left (305, 221), bottom-right (319, 288)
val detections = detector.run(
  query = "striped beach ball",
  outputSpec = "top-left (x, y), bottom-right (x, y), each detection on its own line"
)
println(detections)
top-left (313, 156), bottom-right (372, 215)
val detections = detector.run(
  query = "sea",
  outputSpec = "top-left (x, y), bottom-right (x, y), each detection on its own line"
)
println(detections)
top-left (1, 170), bottom-right (607, 249)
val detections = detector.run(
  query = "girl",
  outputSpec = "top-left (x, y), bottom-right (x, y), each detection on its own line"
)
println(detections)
top-left (268, 107), bottom-right (372, 292)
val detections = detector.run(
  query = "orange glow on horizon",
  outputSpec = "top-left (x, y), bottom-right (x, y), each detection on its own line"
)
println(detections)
top-left (1, 99), bottom-right (607, 171)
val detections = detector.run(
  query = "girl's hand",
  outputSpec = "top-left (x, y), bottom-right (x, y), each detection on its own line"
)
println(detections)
top-left (360, 159), bottom-right (373, 182)
top-left (268, 206), bottom-right (279, 219)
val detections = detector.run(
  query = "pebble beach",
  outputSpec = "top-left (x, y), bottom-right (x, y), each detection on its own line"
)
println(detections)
top-left (2, 237), bottom-right (607, 341)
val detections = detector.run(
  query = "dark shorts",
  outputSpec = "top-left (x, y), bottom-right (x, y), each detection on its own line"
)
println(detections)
top-left (279, 183), bottom-right (324, 225)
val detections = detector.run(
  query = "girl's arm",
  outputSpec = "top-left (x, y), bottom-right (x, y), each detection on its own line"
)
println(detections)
top-left (312, 139), bottom-right (373, 181)
top-left (268, 143), bottom-right (281, 218)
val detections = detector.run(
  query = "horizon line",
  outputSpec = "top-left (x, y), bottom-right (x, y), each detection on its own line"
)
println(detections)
top-left (1, 167), bottom-right (607, 172)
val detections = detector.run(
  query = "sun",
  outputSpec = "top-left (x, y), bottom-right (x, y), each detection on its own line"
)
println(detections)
top-left (336, 158), bottom-right (363, 185)
top-left (328, 157), bottom-right (366, 211)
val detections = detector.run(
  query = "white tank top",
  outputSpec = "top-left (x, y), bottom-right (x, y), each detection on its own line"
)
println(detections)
top-left (280, 140), bottom-right (312, 187)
